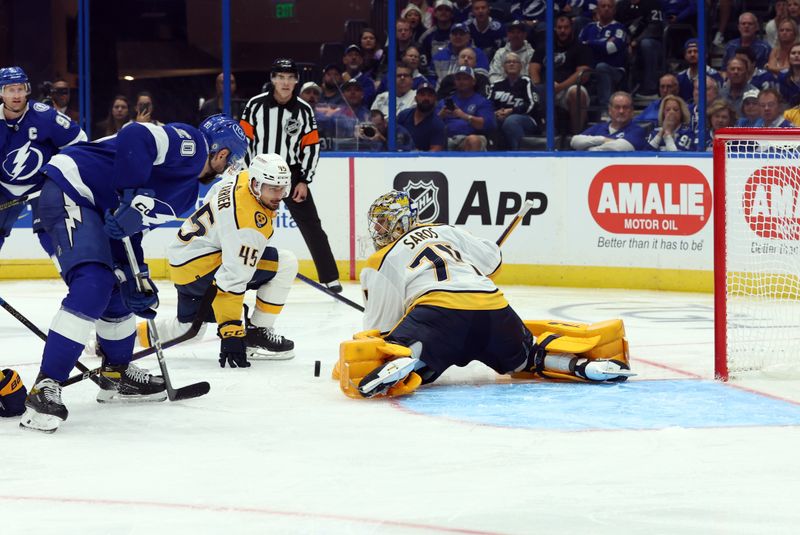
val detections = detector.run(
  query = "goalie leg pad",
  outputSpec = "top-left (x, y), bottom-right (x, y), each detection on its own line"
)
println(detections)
top-left (337, 337), bottom-right (422, 398)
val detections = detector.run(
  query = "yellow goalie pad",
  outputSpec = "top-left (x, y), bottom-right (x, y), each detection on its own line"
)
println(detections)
top-left (334, 335), bottom-right (422, 399)
top-left (511, 319), bottom-right (630, 382)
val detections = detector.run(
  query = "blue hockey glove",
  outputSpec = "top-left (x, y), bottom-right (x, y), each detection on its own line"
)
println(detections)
top-left (114, 265), bottom-right (159, 319)
top-left (218, 321), bottom-right (250, 368)
top-left (0, 368), bottom-right (27, 417)
top-left (104, 188), bottom-right (156, 239)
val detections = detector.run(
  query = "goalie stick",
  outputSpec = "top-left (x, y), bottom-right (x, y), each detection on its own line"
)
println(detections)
top-left (119, 236), bottom-right (210, 401)
top-left (0, 190), bottom-right (41, 212)
top-left (297, 199), bottom-right (536, 314)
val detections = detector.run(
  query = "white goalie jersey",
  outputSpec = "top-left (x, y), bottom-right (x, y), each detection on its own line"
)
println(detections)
top-left (360, 224), bottom-right (508, 334)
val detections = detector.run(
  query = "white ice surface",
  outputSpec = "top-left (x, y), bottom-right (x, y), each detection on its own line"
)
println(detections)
top-left (1, 280), bottom-right (799, 534)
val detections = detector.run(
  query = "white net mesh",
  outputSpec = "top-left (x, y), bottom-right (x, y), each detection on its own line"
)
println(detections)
top-left (723, 138), bottom-right (800, 378)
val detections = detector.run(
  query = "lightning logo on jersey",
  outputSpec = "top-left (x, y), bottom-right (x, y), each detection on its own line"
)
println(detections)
top-left (2, 141), bottom-right (44, 181)
top-left (63, 193), bottom-right (82, 247)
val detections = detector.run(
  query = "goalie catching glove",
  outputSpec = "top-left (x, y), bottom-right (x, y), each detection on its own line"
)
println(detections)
top-left (0, 368), bottom-right (27, 417)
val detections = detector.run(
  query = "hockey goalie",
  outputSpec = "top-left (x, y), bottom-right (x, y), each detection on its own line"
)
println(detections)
top-left (333, 190), bottom-right (633, 399)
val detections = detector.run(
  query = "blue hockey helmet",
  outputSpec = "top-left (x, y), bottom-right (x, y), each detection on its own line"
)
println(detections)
top-left (0, 66), bottom-right (30, 92)
top-left (199, 113), bottom-right (248, 172)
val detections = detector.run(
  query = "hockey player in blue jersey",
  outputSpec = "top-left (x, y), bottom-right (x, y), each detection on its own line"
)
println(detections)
top-left (0, 66), bottom-right (86, 253)
top-left (19, 114), bottom-right (248, 433)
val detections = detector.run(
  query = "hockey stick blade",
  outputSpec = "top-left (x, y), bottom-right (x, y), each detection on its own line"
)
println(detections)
top-left (170, 380), bottom-right (211, 401)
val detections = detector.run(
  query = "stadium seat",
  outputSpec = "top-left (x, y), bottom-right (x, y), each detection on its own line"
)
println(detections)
top-left (370, 0), bottom-right (388, 44)
top-left (344, 19), bottom-right (369, 46)
top-left (320, 42), bottom-right (345, 67)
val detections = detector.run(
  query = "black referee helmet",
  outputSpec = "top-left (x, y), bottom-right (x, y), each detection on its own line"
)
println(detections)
top-left (271, 58), bottom-right (298, 77)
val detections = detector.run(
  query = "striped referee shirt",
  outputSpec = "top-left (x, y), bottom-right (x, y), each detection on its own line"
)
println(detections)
top-left (239, 91), bottom-right (321, 183)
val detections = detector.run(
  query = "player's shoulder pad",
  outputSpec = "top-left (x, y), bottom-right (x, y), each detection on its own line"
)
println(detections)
top-left (231, 171), bottom-right (274, 237)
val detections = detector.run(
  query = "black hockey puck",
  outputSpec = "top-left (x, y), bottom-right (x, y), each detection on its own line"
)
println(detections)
top-left (314, 360), bottom-right (321, 377)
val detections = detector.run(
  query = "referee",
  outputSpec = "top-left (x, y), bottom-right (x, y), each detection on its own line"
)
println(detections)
top-left (240, 58), bottom-right (341, 292)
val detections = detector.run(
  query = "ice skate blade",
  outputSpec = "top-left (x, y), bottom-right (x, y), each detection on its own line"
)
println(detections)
top-left (19, 408), bottom-right (63, 433)
top-left (247, 347), bottom-right (295, 361)
top-left (96, 389), bottom-right (168, 403)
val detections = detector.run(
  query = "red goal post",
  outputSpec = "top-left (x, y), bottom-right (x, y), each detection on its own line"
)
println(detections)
top-left (713, 128), bottom-right (800, 380)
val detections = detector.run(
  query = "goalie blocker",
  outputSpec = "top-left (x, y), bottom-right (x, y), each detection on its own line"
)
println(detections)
top-left (333, 318), bottom-right (633, 399)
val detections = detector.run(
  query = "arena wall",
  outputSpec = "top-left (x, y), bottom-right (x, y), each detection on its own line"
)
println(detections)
top-left (0, 154), bottom-right (715, 292)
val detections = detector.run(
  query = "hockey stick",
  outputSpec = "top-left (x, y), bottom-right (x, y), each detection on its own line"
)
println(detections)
top-left (0, 190), bottom-right (41, 212)
top-left (496, 199), bottom-right (535, 247)
top-left (296, 272), bottom-right (365, 312)
top-left (61, 283), bottom-right (217, 387)
top-left (122, 236), bottom-right (210, 401)
top-left (0, 296), bottom-right (104, 386)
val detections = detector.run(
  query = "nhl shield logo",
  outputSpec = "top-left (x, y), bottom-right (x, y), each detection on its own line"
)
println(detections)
top-left (284, 118), bottom-right (301, 137)
top-left (393, 172), bottom-right (449, 224)
top-left (405, 180), bottom-right (440, 223)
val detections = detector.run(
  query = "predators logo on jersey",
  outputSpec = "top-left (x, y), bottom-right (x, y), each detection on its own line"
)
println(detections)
top-left (255, 212), bottom-right (268, 228)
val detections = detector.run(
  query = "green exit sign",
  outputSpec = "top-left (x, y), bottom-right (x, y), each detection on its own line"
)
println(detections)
top-left (275, 2), bottom-right (294, 19)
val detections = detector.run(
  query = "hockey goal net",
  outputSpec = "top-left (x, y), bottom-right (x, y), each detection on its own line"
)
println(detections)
top-left (714, 128), bottom-right (800, 380)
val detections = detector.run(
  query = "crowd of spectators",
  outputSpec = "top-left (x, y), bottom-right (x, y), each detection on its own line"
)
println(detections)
top-left (90, 1), bottom-right (800, 152)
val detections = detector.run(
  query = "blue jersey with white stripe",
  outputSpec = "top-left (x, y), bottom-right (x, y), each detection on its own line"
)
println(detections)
top-left (41, 122), bottom-right (209, 226)
top-left (0, 99), bottom-right (86, 199)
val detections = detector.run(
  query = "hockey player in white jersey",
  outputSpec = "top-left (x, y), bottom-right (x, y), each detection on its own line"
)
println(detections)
top-left (137, 153), bottom-right (297, 367)
top-left (335, 190), bottom-right (632, 398)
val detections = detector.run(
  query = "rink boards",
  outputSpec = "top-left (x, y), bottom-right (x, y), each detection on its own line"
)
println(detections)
top-left (1, 154), bottom-right (717, 291)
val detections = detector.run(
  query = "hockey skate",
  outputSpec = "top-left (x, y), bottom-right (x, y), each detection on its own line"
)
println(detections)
top-left (96, 363), bottom-right (167, 403)
top-left (244, 313), bottom-right (294, 360)
top-left (358, 357), bottom-right (419, 398)
top-left (19, 375), bottom-right (68, 433)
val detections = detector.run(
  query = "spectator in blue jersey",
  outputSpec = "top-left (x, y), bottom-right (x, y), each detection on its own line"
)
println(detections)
top-left (662, 0), bottom-right (696, 24)
top-left (615, 0), bottom-right (663, 98)
top-left (452, 0), bottom-right (472, 23)
top-left (0, 66), bottom-right (86, 255)
top-left (646, 95), bottom-right (695, 151)
top-left (754, 88), bottom-right (794, 127)
top-left (571, 91), bottom-right (650, 151)
top-left (420, 0), bottom-right (456, 66)
top-left (319, 64), bottom-right (345, 108)
top-left (736, 89), bottom-right (762, 127)
top-left (19, 114), bottom-right (248, 433)
top-left (676, 38), bottom-right (724, 104)
top-left (578, 0), bottom-right (630, 111)
top-left (437, 47), bottom-right (491, 98)
top-left (467, 0), bottom-right (506, 61)
top-left (402, 4), bottom-right (428, 43)
top-left (638, 74), bottom-right (680, 124)
top-left (720, 57), bottom-right (759, 116)
top-left (510, 0), bottom-right (546, 41)
top-left (722, 13), bottom-right (772, 70)
top-left (437, 65), bottom-right (496, 151)
top-left (489, 20), bottom-right (537, 84)
top-left (735, 47), bottom-right (777, 92)
top-left (488, 52), bottom-right (541, 150)
top-left (397, 82), bottom-right (446, 151)
top-left (403, 46), bottom-right (437, 89)
top-left (432, 23), bottom-right (491, 82)
top-left (342, 45), bottom-right (378, 107)
top-left (777, 42), bottom-right (800, 107)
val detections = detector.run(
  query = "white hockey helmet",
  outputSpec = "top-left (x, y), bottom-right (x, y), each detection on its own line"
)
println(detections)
top-left (368, 190), bottom-right (419, 250)
top-left (247, 153), bottom-right (292, 202)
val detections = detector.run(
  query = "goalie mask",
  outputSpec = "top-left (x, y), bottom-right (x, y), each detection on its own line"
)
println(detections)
top-left (248, 153), bottom-right (292, 207)
top-left (368, 190), bottom-right (419, 250)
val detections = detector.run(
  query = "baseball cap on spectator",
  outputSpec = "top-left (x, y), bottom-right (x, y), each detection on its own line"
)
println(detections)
top-left (454, 65), bottom-right (475, 78)
top-left (323, 63), bottom-right (342, 73)
top-left (300, 82), bottom-right (321, 94)
top-left (344, 44), bottom-right (363, 56)
top-left (743, 89), bottom-right (760, 101)
top-left (507, 20), bottom-right (527, 32)
top-left (684, 38), bottom-right (698, 51)
top-left (416, 82), bottom-right (436, 93)
top-left (450, 23), bottom-right (469, 34)
top-left (434, 0), bottom-right (454, 10)
top-left (342, 78), bottom-right (363, 90)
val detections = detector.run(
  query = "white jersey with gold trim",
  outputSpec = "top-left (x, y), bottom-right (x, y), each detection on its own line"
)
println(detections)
top-left (168, 170), bottom-right (275, 325)
top-left (360, 224), bottom-right (507, 334)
